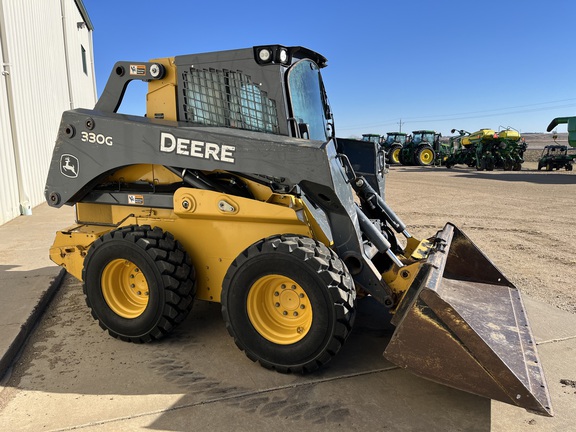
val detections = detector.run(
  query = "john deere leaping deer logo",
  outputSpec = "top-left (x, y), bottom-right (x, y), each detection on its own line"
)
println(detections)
top-left (60, 154), bottom-right (79, 178)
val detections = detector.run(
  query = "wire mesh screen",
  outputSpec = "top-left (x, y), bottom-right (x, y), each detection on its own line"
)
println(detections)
top-left (182, 68), bottom-right (279, 134)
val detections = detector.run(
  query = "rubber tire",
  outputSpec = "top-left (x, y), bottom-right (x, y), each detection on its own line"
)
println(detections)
top-left (399, 149), bottom-right (412, 166)
top-left (567, 164), bottom-right (573, 171)
top-left (221, 235), bottom-right (356, 373)
top-left (388, 145), bottom-right (402, 165)
top-left (82, 225), bottom-right (195, 343)
top-left (415, 146), bottom-right (435, 166)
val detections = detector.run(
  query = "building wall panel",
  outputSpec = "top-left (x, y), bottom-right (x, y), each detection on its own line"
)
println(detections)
top-left (0, 35), bottom-right (20, 224)
top-left (0, 0), bottom-right (95, 224)
top-left (61, 0), bottom-right (96, 108)
top-left (2, 0), bottom-right (70, 213)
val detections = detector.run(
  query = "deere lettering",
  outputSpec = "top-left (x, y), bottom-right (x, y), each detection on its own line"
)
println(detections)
top-left (160, 132), bottom-right (235, 163)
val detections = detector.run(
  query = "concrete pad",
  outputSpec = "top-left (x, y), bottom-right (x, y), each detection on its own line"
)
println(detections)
top-left (491, 297), bottom-right (576, 430)
top-left (523, 296), bottom-right (576, 342)
top-left (0, 277), bottom-right (492, 431)
top-left (492, 338), bottom-right (576, 431)
top-left (2, 270), bottom-right (574, 431)
top-left (0, 203), bottom-right (74, 378)
top-left (57, 370), bottom-right (491, 432)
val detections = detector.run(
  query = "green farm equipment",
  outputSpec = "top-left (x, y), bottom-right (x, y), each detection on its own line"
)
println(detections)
top-left (399, 130), bottom-right (442, 166)
top-left (538, 145), bottom-right (575, 171)
top-left (445, 128), bottom-right (525, 171)
top-left (361, 132), bottom-right (408, 165)
top-left (544, 116), bottom-right (576, 171)
top-left (361, 133), bottom-right (382, 144)
top-left (547, 115), bottom-right (576, 147)
top-left (382, 132), bottom-right (408, 164)
top-left (493, 128), bottom-right (526, 171)
top-left (445, 129), bottom-right (476, 168)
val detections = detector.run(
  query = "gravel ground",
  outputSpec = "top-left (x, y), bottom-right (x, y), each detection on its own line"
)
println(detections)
top-left (385, 161), bottom-right (576, 314)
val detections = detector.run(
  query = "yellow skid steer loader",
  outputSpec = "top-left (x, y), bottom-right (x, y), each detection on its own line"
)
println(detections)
top-left (45, 45), bottom-right (551, 416)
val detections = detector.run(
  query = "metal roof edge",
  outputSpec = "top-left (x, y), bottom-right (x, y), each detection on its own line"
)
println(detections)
top-left (74, 0), bottom-right (94, 31)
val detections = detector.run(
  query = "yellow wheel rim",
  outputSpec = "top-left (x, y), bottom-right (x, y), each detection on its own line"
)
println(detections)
top-left (391, 148), bottom-right (401, 164)
top-left (420, 148), bottom-right (434, 164)
top-left (247, 275), bottom-right (313, 345)
top-left (101, 259), bottom-right (149, 319)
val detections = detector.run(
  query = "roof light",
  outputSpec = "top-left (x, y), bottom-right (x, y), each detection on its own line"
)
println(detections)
top-left (254, 45), bottom-right (292, 65)
top-left (278, 48), bottom-right (288, 64)
top-left (258, 48), bottom-right (272, 63)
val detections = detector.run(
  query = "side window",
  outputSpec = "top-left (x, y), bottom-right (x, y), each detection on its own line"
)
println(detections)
top-left (287, 59), bottom-right (329, 141)
top-left (181, 68), bottom-right (279, 133)
top-left (81, 45), bottom-right (87, 75)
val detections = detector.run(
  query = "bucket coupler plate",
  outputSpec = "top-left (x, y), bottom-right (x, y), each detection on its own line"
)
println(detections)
top-left (384, 223), bottom-right (552, 416)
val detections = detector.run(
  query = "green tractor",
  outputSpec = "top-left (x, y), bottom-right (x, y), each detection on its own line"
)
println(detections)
top-left (398, 130), bottom-right (439, 166)
top-left (382, 132), bottom-right (408, 165)
top-left (361, 133), bottom-right (382, 145)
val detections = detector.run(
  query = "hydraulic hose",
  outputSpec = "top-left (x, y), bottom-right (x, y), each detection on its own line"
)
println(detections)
top-left (353, 177), bottom-right (411, 238)
top-left (356, 206), bottom-right (405, 268)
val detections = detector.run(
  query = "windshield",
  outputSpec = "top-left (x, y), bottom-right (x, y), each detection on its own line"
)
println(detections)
top-left (287, 59), bottom-right (330, 141)
top-left (413, 133), bottom-right (434, 143)
top-left (386, 134), bottom-right (406, 145)
top-left (362, 135), bottom-right (380, 144)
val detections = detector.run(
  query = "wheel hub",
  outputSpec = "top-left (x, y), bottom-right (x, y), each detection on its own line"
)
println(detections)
top-left (420, 149), bottom-right (433, 164)
top-left (101, 259), bottom-right (149, 319)
top-left (247, 275), bottom-right (312, 344)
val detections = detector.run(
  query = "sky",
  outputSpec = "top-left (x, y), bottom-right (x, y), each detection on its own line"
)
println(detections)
top-left (82, 0), bottom-right (576, 138)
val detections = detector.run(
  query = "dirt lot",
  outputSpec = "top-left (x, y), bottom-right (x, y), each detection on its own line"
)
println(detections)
top-left (385, 161), bottom-right (576, 314)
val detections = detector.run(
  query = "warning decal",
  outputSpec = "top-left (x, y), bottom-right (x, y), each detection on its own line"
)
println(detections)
top-left (128, 194), bottom-right (144, 205)
top-left (129, 65), bottom-right (146, 76)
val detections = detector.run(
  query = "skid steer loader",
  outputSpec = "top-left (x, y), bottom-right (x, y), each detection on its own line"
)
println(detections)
top-left (45, 45), bottom-right (551, 416)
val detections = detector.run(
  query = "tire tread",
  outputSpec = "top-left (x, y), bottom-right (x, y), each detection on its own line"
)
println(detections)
top-left (82, 225), bottom-right (195, 343)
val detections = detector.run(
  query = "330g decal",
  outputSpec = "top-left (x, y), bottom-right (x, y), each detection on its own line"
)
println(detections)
top-left (81, 131), bottom-right (113, 146)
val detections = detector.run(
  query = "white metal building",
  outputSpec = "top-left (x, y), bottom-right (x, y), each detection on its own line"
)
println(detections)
top-left (0, 0), bottom-right (96, 225)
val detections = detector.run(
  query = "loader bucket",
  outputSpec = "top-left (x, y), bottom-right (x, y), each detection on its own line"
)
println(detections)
top-left (384, 223), bottom-right (552, 416)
